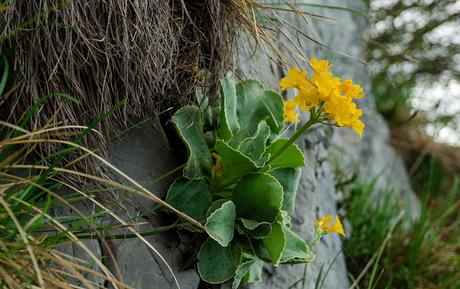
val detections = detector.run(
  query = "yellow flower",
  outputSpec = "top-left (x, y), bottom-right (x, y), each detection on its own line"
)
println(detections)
top-left (339, 79), bottom-right (364, 99)
top-left (283, 99), bottom-right (300, 123)
top-left (310, 58), bottom-right (341, 100)
top-left (329, 216), bottom-right (345, 236)
top-left (310, 57), bottom-right (332, 73)
top-left (316, 215), bottom-right (333, 230)
top-left (280, 67), bottom-right (308, 91)
top-left (315, 215), bottom-right (345, 236)
top-left (294, 83), bottom-right (320, 111)
top-left (324, 91), bottom-right (364, 137)
top-left (351, 119), bottom-right (365, 137)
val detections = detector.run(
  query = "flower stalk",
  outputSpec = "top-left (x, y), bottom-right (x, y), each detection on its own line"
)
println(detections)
top-left (268, 108), bottom-right (320, 165)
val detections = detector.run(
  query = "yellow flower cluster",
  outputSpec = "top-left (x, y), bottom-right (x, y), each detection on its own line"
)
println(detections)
top-left (315, 215), bottom-right (345, 236)
top-left (280, 58), bottom-right (365, 137)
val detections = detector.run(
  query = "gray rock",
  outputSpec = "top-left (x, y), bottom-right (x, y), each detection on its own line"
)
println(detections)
top-left (56, 119), bottom-right (200, 289)
top-left (54, 202), bottom-right (106, 287)
top-left (105, 119), bottom-right (201, 289)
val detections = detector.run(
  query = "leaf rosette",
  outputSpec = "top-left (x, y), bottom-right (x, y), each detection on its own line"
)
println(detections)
top-left (167, 76), bottom-right (314, 288)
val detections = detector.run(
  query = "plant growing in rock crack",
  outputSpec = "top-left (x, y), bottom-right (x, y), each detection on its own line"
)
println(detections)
top-left (166, 58), bottom-right (365, 288)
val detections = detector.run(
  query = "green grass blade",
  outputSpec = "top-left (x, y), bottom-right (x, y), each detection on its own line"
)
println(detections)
top-left (367, 212), bottom-right (404, 289)
top-left (0, 56), bottom-right (8, 96)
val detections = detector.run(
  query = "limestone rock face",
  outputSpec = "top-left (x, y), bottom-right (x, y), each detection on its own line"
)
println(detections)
top-left (106, 120), bottom-right (200, 289)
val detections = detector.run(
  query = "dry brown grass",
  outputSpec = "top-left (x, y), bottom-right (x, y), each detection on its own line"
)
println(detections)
top-left (0, 117), bottom-right (203, 288)
top-left (0, 0), bottom-right (241, 183)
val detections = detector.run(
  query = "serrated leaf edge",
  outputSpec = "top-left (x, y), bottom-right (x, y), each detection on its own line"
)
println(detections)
top-left (205, 201), bottom-right (236, 247)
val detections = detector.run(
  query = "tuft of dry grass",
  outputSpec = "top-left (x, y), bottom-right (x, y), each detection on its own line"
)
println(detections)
top-left (0, 116), bottom-right (202, 288)
top-left (0, 0), bottom-right (240, 182)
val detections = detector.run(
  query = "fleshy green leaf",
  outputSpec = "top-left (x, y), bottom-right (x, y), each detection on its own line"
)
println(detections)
top-left (243, 257), bottom-right (263, 285)
top-left (270, 168), bottom-right (302, 213)
top-left (219, 77), bottom-right (240, 141)
top-left (166, 177), bottom-right (212, 222)
top-left (280, 225), bottom-right (315, 263)
top-left (205, 201), bottom-right (236, 247)
top-left (255, 222), bottom-right (313, 265)
top-left (197, 239), bottom-right (238, 284)
top-left (248, 225), bottom-right (272, 239)
top-left (212, 140), bottom-right (257, 190)
top-left (279, 210), bottom-right (292, 227)
top-left (232, 80), bottom-right (284, 144)
top-left (172, 106), bottom-right (213, 179)
top-left (241, 218), bottom-right (264, 230)
top-left (266, 138), bottom-right (305, 169)
top-left (232, 254), bottom-right (255, 289)
top-left (233, 173), bottom-right (283, 223)
top-left (196, 87), bottom-right (213, 126)
top-left (240, 219), bottom-right (272, 239)
top-left (206, 199), bottom-right (227, 218)
top-left (261, 222), bottom-right (286, 265)
top-left (237, 121), bottom-right (271, 166)
top-left (232, 252), bottom-right (263, 289)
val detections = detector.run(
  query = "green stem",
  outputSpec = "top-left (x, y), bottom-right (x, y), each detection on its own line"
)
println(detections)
top-left (268, 112), bottom-right (318, 165)
top-left (310, 231), bottom-right (322, 247)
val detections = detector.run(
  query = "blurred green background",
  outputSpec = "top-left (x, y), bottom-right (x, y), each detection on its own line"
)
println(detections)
top-left (342, 1), bottom-right (460, 289)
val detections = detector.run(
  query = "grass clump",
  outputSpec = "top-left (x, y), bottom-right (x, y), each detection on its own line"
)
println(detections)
top-left (0, 49), bottom-right (184, 289)
top-left (0, 119), bottom-right (121, 287)
top-left (0, 92), bottom-right (190, 288)
top-left (342, 170), bottom-right (460, 289)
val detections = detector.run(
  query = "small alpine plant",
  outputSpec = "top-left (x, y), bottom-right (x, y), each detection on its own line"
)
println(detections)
top-left (166, 57), bottom-right (364, 288)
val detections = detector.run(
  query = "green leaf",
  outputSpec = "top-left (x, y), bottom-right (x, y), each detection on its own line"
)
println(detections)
top-left (279, 210), bottom-right (292, 227)
top-left (205, 201), bottom-right (236, 247)
top-left (260, 222), bottom-right (286, 265)
top-left (232, 253), bottom-right (255, 289)
top-left (172, 106), bottom-right (213, 179)
top-left (255, 222), bottom-right (313, 265)
top-left (232, 80), bottom-right (284, 144)
top-left (237, 121), bottom-right (271, 166)
top-left (196, 87), bottom-right (213, 126)
top-left (266, 138), bottom-right (305, 169)
top-left (233, 173), bottom-right (283, 223)
top-left (212, 140), bottom-right (257, 190)
top-left (270, 168), bottom-right (302, 213)
top-left (166, 178), bottom-right (212, 222)
top-left (248, 224), bottom-right (272, 239)
top-left (232, 252), bottom-right (263, 289)
top-left (197, 238), bottom-right (238, 284)
top-left (280, 225), bottom-right (315, 264)
top-left (206, 199), bottom-right (227, 218)
top-left (241, 218), bottom-right (265, 230)
top-left (241, 219), bottom-right (272, 239)
top-left (219, 77), bottom-right (240, 141)
top-left (242, 257), bottom-right (263, 284)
